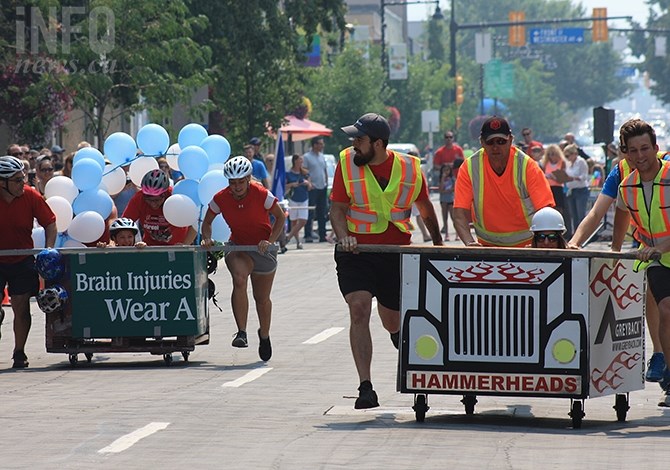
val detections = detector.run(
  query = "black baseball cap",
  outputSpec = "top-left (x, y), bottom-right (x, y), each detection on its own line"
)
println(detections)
top-left (249, 137), bottom-right (261, 146)
top-left (341, 113), bottom-right (390, 141)
top-left (480, 116), bottom-right (512, 142)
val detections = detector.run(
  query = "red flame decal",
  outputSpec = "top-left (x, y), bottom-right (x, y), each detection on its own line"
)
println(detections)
top-left (445, 262), bottom-right (545, 284)
top-left (590, 351), bottom-right (641, 393)
top-left (590, 262), bottom-right (641, 309)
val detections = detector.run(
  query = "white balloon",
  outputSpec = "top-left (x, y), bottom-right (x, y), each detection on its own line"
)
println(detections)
top-left (44, 176), bottom-right (79, 203)
top-left (46, 196), bottom-right (74, 232)
top-left (197, 170), bottom-right (228, 206)
top-left (102, 164), bottom-right (127, 196)
top-left (211, 214), bottom-right (231, 242)
top-left (32, 227), bottom-right (46, 248)
top-left (163, 194), bottom-right (198, 227)
top-left (166, 143), bottom-right (181, 170)
top-left (67, 211), bottom-right (105, 243)
top-left (62, 238), bottom-right (87, 248)
top-left (129, 157), bottom-right (159, 187)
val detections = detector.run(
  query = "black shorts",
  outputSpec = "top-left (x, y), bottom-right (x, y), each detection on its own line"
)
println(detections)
top-left (647, 265), bottom-right (670, 304)
top-left (334, 251), bottom-right (401, 311)
top-left (0, 257), bottom-right (39, 296)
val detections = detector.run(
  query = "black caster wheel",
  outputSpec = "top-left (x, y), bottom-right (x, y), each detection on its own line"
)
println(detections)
top-left (163, 353), bottom-right (173, 365)
top-left (413, 394), bottom-right (429, 422)
top-left (85, 353), bottom-right (93, 363)
top-left (68, 353), bottom-right (78, 366)
top-left (461, 394), bottom-right (477, 415)
top-left (614, 393), bottom-right (629, 422)
top-left (570, 399), bottom-right (585, 429)
top-left (181, 351), bottom-right (190, 362)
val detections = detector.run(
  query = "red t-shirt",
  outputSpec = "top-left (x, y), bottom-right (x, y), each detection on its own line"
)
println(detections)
top-left (209, 182), bottom-right (277, 245)
top-left (330, 150), bottom-right (430, 245)
top-left (122, 188), bottom-right (189, 246)
top-left (433, 144), bottom-right (464, 167)
top-left (0, 185), bottom-right (56, 263)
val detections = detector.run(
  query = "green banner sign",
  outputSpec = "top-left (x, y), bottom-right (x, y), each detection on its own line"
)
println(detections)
top-left (484, 59), bottom-right (514, 99)
top-left (68, 251), bottom-right (208, 338)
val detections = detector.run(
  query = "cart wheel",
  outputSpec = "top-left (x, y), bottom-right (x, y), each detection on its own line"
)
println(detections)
top-left (163, 353), bottom-right (173, 365)
top-left (85, 353), bottom-right (93, 363)
top-left (181, 351), bottom-right (190, 362)
top-left (461, 394), bottom-right (477, 415)
top-left (569, 399), bottom-right (585, 429)
top-left (68, 353), bottom-right (78, 366)
top-left (413, 394), bottom-right (429, 422)
top-left (614, 393), bottom-right (629, 422)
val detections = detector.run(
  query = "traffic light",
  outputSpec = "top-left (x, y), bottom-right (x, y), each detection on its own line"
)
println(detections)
top-left (509, 11), bottom-right (526, 47)
top-left (592, 8), bottom-right (608, 42)
top-left (455, 75), bottom-right (464, 106)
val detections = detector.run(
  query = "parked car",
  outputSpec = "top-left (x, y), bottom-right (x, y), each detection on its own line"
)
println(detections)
top-left (283, 153), bottom-right (336, 191)
top-left (387, 143), bottom-right (429, 175)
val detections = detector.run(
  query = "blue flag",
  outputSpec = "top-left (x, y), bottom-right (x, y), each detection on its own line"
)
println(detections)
top-left (272, 131), bottom-right (286, 200)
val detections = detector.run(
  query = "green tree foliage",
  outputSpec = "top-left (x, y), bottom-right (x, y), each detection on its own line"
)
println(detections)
top-left (187, 0), bottom-right (346, 150)
top-left (638, 2), bottom-right (670, 103)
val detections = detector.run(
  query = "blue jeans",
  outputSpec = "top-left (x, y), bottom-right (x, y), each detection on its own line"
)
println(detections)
top-left (305, 187), bottom-right (328, 241)
top-left (567, 187), bottom-right (589, 236)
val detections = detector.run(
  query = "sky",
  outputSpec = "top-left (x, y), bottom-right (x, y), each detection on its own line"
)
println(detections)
top-left (407, 1), bottom-right (651, 27)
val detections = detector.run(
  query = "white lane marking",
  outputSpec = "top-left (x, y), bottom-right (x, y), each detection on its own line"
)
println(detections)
top-left (302, 327), bottom-right (345, 344)
top-left (98, 422), bottom-right (170, 454)
top-left (222, 367), bottom-right (273, 388)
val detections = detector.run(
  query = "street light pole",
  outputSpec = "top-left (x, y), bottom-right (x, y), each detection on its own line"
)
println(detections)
top-left (449, 0), bottom-right (457, 102)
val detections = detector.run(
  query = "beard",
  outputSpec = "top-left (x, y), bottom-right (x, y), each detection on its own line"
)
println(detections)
top-left (353, 147), bottom-right (375, 166)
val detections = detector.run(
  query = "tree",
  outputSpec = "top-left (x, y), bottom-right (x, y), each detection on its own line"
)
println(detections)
top-left (188, 0), bottom-right (346, 149)
top-left (638, 2), bottom-right (670, 103)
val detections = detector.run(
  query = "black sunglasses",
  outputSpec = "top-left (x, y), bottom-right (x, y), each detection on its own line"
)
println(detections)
top-left (534, 233), bottom-right (560, 242)
top-left (486, 138), bottom-right (508, 146)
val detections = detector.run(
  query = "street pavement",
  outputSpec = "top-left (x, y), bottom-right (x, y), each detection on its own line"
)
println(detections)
top-left (0, 216), bottom-right (669, 469)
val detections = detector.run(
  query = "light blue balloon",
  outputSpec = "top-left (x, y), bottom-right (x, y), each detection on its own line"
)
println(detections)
top-left (74, 147), bottom-right (105, 170)
top-left (173, 178), bottom-right (201, 207)
top-left (72, 158), bottom-right (103, 191)
top-left (211, 215), bottom-right (231, 242)
top-left (137, 123), bottom-right (170, 156)
top-left (200, 135), bottom-right (231, 165)
top-left (178, 123), bottom-right (208, 149)
top-left (104, 132), bottom-right (137, 167)
top-left (178, 145), bottom-right (209, 181)
top-left (72, 189), bottom-right (114, 219)
top-left (197, 170), bottom-right (228, 206)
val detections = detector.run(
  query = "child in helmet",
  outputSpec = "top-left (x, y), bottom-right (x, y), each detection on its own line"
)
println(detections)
top-left (529, 207), bottom-right (568, 249)
top-left (97, 218), bottom-right (146, 248)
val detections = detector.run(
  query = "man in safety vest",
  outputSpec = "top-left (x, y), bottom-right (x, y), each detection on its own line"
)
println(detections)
top-left (617, 118), bottom-right (670, 407)
top-left (330, 112), bottom-right (442, 409)
top-left (453, 116), bottom-right (554, 247)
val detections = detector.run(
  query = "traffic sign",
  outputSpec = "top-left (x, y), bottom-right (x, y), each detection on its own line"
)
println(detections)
top-left (529, 28), bottom-right (585, 45)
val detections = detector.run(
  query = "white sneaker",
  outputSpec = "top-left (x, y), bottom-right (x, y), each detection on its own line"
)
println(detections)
top-left (658, 389), bottom-right (670, 407)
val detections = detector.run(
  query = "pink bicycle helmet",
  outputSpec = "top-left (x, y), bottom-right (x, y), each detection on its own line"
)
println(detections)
top-left (141, 169), bottom-right (169, 196)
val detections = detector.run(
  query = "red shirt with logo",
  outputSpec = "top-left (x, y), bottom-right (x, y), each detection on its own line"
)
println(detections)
top-left (209, 182), bottom-right (277, 245)
top-left (122, 187), bottom-right (189, 246)
top-left (0, 185), bottom-right (56, 263)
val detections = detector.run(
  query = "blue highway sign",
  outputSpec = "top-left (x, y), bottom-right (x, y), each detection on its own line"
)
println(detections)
top-left (529, 28), bottom-right (585, 45)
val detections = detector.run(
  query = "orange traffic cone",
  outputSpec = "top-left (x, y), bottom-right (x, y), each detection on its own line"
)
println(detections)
top-left (2, 288), bottom-right (9, 307)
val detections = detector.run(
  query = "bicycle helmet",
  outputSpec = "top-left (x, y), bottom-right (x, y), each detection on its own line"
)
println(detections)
top-left (141, 169), bottom-right (170, 196)
top-left (37, 285), bottom-right (68, 314)
top-left (35, 248), bottom-right (65, 281)
top-left (0, 156), bottom-right (25, 178)
top-left (530, 207), bottom-right (566, 234)
top-left (223, 156), bottom-right (252, 179)
top-left (109, 217), bottom-right (139, 236)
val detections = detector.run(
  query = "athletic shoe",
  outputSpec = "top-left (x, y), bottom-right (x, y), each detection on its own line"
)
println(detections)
top-left (231, 330), bottom-right (248, 348)
top-left (390, 331), bottom-right (399, 350)
top-left (12, 350), bottom-right (29, 369)
top-left (258, 329), bottom-right (272, 361)
top-left (658, 388), bottom-right (670, 407)
top-left (354, 380), bottom-right (379, 409)
top-left (645, 352), bottom-right (666, 382)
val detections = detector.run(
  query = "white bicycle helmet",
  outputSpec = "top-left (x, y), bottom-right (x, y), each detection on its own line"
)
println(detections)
top-left (37, 285), bottom-right (68, 314)
top-left (0, 156), bottom-right (25, 178)
top-left (530, 207), bottom-right (566, 234)
top-left (223, 156), bottom-right (252, 179)
top-left (109, 217), bottom-right (139, 236)
top-left (141, 169), bottom-right (170, 196)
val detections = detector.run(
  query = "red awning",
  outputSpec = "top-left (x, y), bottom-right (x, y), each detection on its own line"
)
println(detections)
top-left (278, 115), bottom-right (332, 142)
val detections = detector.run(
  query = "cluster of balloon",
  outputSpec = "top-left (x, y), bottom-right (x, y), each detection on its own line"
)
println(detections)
top-left (35, 249), bottom-right (69, 314)
top-left (33, 123), bottom-right (234, 248)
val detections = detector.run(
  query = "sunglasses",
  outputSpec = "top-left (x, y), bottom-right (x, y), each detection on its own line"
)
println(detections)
top-left (522, 132), bottom-right (531, 136)
top-left (534, 233), bottom-right (560, 242)
top-left (445, 135), bottom-right (454, 139)
top-left (7, 175), bottom-right (26, 184)
top-left (485, 138), bottom-right (508, 146)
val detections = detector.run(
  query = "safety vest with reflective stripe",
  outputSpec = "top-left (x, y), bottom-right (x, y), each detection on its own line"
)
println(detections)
top-left (619, 159), bottom-right (670, 269)
top-left (618, 159), bottom-right (632, 181)
top-left (467, 147), bottom-right (537, 247)
top-left (339, 147), bottom-right (422, 234)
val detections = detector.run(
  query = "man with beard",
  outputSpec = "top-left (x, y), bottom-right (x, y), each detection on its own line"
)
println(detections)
top-left (330, 113), bottom-right (442, 409)
top-left (454, 116), bottom-right (554, 247)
